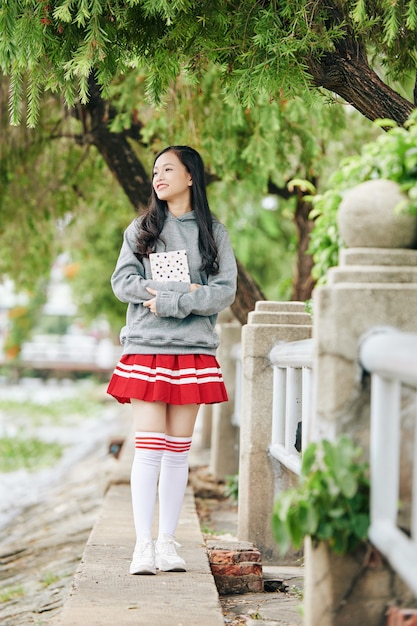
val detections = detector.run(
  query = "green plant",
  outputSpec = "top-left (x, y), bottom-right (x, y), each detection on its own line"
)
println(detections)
top-left (224, 474), bottom-right (239, 502)
top-left (0, 437), bottom-right (63, 472)
top-left (271, 436), bottom-right (370, 555)
top-left (307, 110), bottom-right (417, 283)
top-left (0, 585), bottom-right (25, 602)
top-left (40, 571), bottom-right (60, 588)
top-left (292, 585), bottom-right (304, 600)
top-left (0, 391), bottom-right (101, 425)
top-left (0, 388), bottom-right (103, 472)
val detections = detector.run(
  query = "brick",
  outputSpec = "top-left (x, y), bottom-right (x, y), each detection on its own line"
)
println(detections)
top-left (213, 574), bottom-right (264, 595)
top-left (210, 563), bottom-right (263, 577)
top-left (206, 540), bottom-right (263, 595)
top-left (206, 540), bottom-right (259, 552)
top-left (209, 549), bottom-right (262, 564)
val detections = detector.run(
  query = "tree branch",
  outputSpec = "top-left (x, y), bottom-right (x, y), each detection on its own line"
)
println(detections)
top-left (307, 0), bottom-right (414, 126)
top-left (308, 51), bottom-right (414, 126)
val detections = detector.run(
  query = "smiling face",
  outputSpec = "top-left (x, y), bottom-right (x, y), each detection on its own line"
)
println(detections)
top-left (152, 151), bottom-right (193, 210)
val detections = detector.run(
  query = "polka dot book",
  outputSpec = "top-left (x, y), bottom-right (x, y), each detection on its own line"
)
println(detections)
top-left (149, 249), bottom-right (191, 283)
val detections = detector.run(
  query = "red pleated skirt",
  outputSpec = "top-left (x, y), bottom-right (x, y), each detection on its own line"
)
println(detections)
top-left (106, 354), bottom-right (228, 405)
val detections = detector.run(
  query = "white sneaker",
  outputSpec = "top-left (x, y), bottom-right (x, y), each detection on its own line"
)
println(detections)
top-left (129, 541), bottom-right (156, 575)
top-left (155, 535), bottom-right (186, 572)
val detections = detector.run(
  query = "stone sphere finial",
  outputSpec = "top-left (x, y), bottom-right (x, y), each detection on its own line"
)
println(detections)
top-left (337, 179), bottom-right (417, 248)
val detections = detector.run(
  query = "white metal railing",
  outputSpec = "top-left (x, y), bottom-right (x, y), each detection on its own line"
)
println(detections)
top-left (359, 326), bottom-right (417, 596)
top-left (269, 339), bottom-right (313, 474)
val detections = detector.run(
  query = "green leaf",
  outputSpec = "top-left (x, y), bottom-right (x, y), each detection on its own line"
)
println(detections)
top-left (330, 531), bottom-right (348, 555)
top-left (271, 515), bottom-right (292, 554)
top-left (351, 0), bottom-right (367, 23)
top-left (337, 472), bottom-right (358, 499)
top-left (287, 506), bottom-right (304, 550)
top-left (273, 436), bottom-right (370, 556)
top-left (273, 489), bottom-right (297, 522)
top-left (301, 442), bottom-right (317, 476)
top-left (297, 500), bottom-right (319, 535)
top-left (351, 513), bottom-right (370, 540)
top-left (373, 118), bottom-right (398, 129)
top-left (327, 506), bottom-right (347, 519)
top-left (316, 521), bottom-right (333, 541)
top-left (287, 178), bottom-right (317, 194)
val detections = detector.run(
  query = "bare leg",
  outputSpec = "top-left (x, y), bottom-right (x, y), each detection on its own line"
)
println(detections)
top-left (131, 398), bottom-right (167, 432)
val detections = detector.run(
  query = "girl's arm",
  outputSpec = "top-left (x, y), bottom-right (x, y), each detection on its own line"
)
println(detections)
top-left (111, 221), bottom-right (190, 304)
top-left (154, 227), bottom-right (237, 318)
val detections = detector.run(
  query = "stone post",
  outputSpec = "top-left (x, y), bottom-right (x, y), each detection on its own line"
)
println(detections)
top-left (238, 301), bottom-right (312, 560)
top-left (210, 321), bottom-right (242, 480)
top-left (304, 179), bottom-right (417, 625)
top-left (199, 404), bottom-right (213, 450)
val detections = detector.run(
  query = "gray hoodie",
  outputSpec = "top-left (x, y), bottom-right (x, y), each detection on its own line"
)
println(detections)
top-left (111, 211), bottom-right (237, 355)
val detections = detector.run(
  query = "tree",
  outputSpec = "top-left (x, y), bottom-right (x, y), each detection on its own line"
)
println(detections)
top-left (78, 71), bottom-right (352, 307)
top-left (2, 60), bottom-right (363, 325)
top-left (5, 2), bottom-right (407, 320)
top-left (0, 2), bottom-right (416, 127)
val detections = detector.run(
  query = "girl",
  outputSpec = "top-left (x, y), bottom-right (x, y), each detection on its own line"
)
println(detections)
top-left (107, 146), bottom-right (237, 575)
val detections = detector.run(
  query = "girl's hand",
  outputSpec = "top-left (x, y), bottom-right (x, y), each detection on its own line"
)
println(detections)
top-left (190, 283), bottom-right (201, 292)
top-left (144, 287), bottom-right (158, 315)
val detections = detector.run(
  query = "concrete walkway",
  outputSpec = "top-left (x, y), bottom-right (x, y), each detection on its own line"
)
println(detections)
top-left (52, 436), bottom-right (225, 626)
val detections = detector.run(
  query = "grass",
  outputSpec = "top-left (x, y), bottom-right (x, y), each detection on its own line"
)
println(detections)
top-left (224, 474), bottom-right (239, 501)
top-left (40, 571), bottom-right (61, 588)
top-left (0, 384), bottom-right (104, 472)
top-left (291, 584), bottom-right (304, 600)
top-left (0, 585), bottom-right (25, 602)
top-left (0, 393), bottom-right (100, 426)
top-left (0, 436), bottom-right (63, 472)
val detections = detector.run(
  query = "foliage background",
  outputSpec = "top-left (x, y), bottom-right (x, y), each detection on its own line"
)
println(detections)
top-left (6, 0), bottom-right (417, 334)
top-left (0, 63), bottom-right (382, 337)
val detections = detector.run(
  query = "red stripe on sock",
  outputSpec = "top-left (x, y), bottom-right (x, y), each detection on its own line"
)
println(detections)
top-left (165, 439), bottom-right (192, 453)
top-left (135, 436), bottom-right (166, 451)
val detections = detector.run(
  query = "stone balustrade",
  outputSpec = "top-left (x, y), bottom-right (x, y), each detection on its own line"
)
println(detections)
top-left (237, 300), bottom-right (312, 560)
top-left (305, 179), bottom-right (417, 625)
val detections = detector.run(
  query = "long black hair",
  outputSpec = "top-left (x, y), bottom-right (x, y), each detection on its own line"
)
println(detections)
top-left (135, 146), bottom-right (219, 276)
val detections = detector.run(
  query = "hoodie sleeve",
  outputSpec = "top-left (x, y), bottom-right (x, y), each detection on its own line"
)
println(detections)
top-left (155, 226), bottom-right (237, 318)
top-left (111, 221), bottom-right (190, 304)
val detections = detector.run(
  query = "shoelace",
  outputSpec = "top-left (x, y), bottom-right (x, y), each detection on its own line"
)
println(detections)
top-left (136, 542), bottom-right (154, 557)
top-left (158, 539), bottom-right (180, 555)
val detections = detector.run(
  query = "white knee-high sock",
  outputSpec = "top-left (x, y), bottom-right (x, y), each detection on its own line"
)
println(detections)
top-left (158, 435), bottom-right (192, 541)
top-left (131, 432), bottom-right (165, 546)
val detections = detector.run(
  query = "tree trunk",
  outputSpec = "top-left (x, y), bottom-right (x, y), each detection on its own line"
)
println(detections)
top-left (87, 123), bottom-right (151, 210)
top-left (233, 260), bottom-right (265, 324)
top-left (268, 181), bottom-right (315, 302)
top-left (292, 190), bottom-right (315, 302)
top-left (75, 76), bottom-right (150, 211)
top-left (78, 76), bottom-right (265, 323)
